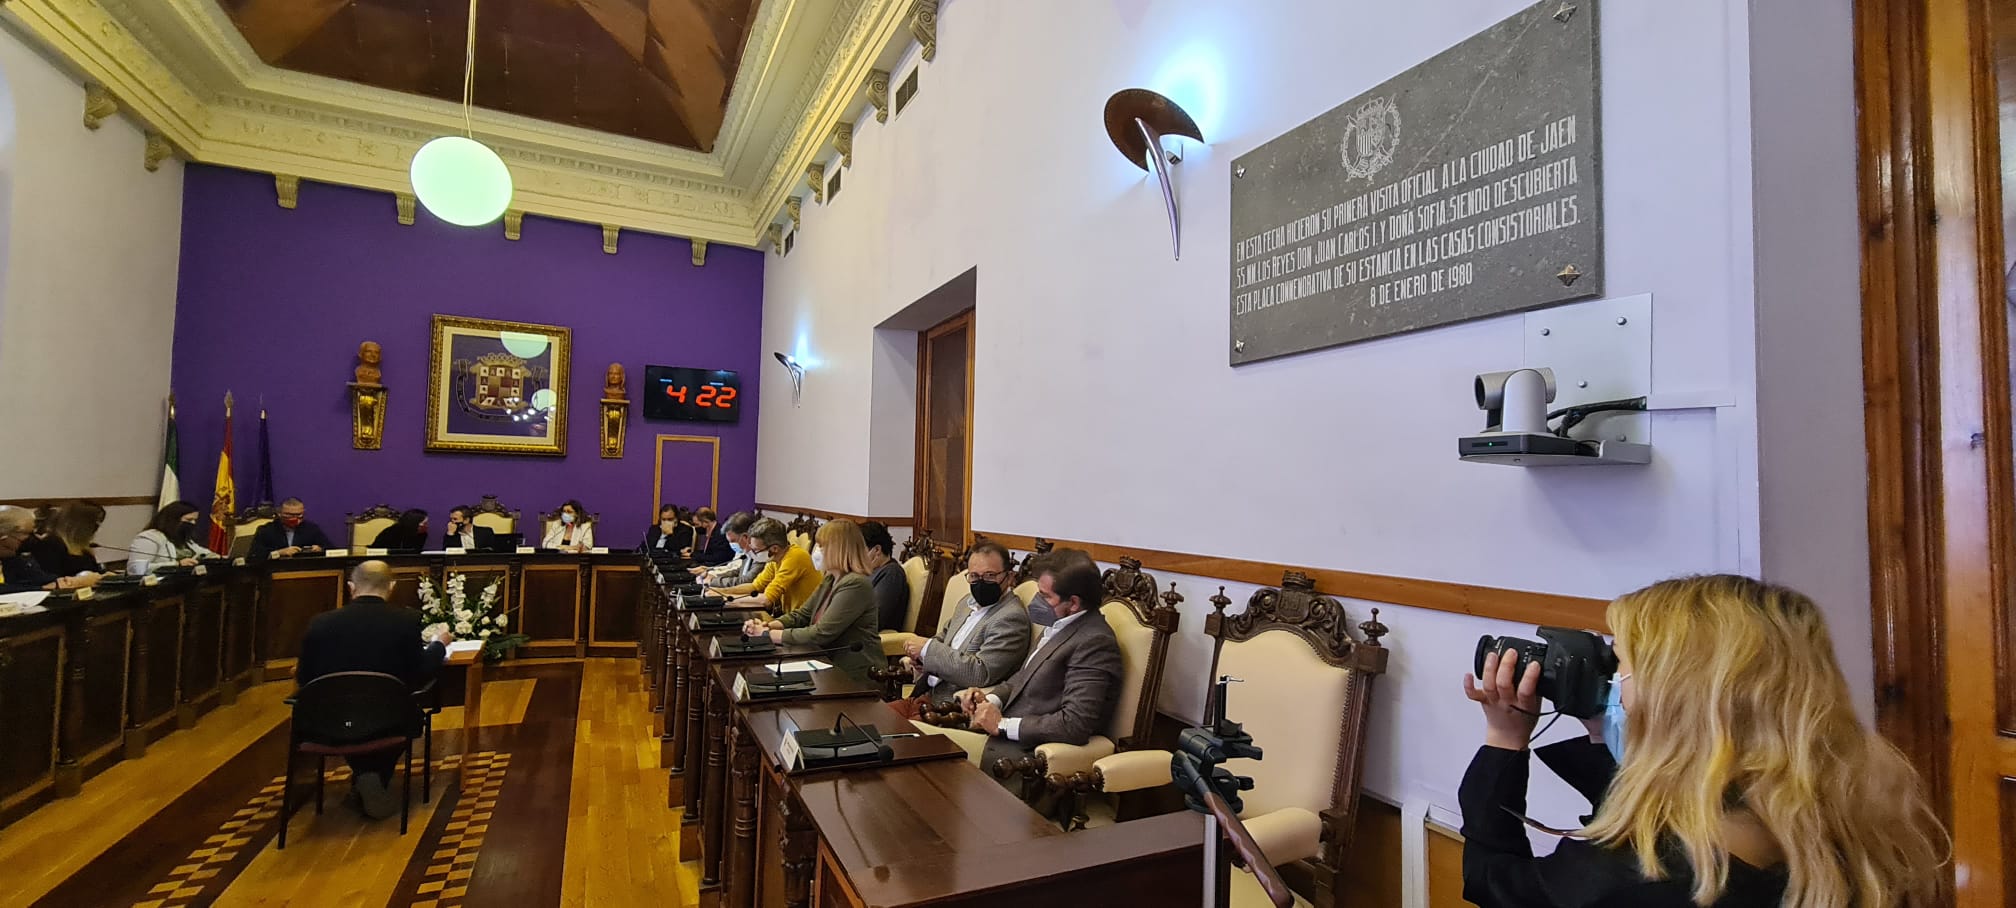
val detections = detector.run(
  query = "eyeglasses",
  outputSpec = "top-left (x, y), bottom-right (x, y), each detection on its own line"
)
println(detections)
top-left (966, 570), bottom-right (1007, 583)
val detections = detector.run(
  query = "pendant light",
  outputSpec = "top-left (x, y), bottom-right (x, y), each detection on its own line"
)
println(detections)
top-left (410, 0), bottom-right (513, 226)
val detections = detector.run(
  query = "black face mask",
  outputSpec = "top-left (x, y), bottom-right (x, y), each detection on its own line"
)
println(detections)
top-left (969, 579), bottom-right (1004, 607)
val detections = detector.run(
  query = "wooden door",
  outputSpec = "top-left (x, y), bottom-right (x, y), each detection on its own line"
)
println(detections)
top-left (1858, 0), bottom-right (2015, 901)
top-left (916, 311), bottom-right (974, 547)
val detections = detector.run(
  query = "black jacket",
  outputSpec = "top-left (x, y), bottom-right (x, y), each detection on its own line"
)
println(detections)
top-left (251, 519), bottom-right (337, 559)
top-left (22, 535), bottom-right (103, 576)
top-left (642, 523), bottom-right (695, 556)
top-left (370, 525), bottom-right (428, 554)
top-left (1460, 739), bottom-right (1788, 907)
top-left (296, 596), bottom-right (446, 690)
top-left (0, 552), bottom-right (58, 593)
top-left (688, 525), bottom-right (732, 566)
top-left (443, 524), bottom-right (501, 553)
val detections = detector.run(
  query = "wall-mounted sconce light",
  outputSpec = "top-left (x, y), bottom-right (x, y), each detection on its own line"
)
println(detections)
top-left (1104, 88), bottom-right (1204, 260)
top-left (774, 352), bottom-right (805, 407)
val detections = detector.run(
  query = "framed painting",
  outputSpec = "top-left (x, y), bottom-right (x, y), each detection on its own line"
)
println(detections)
top-left (425, 315), bottom-right (572, 456)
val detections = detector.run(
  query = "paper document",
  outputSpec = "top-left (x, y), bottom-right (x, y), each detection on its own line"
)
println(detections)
top-left (0, 590), bottom-right (51, 617)
top-left (446, 640), bottom-right (484, 655)
top-left (770, 660), bottom-right (832, 673)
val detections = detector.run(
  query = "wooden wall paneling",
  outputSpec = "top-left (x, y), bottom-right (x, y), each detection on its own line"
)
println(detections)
top-left (60, 610), bottom-right (132, 790)
top-left (916, 310), bottom-right (974, 547)
top-left (134, 596), bottom-right (184, 747)
top-left (517, 563), bottom-right (584, 657)
top-left (176, 583), bottom-right (225, 728)
top-left (387, 563), bottom-right (431, 612)
top-left (220, 571), bottom-right (256, 695)
top-left (588, 564), bottom-right (642, 650)
top-left (260, 570), bottom-right (344, 679)
top-left (0, 626), bottom-right (65, 812)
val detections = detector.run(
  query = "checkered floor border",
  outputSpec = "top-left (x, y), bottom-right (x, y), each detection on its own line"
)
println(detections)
top-left (411, 752), bottom-right (510, 908)
top-left (130, 752), bottom-right (491, 908)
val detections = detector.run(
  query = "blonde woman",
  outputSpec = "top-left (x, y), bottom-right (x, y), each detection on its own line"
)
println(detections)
top-left (740, 519), bottom-right (879, 678)
top-left (1461, 574), bottom-right (1944, 907)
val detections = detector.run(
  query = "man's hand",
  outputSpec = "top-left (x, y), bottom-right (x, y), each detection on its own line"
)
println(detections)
top-left (680, 547), bottom-right (693, 557)
top-left (954, 688), bottom-right (984, 714)
top-left (688, 565), bottom-right (708, 576)
top-left (902, 656), bottom-right (924, 680)
top-left (741, 618), bottom-right (766, 637)
top-left (178, 558), bottom-right (199, 567)
top-left (434, 628), bottom-right (457, 645)
top-left (276, 546), bottom-right (302, 558)
top-left (901, 636), bottom-right (927, 660)
top-left (970, 699), bottom-right (1004, 736)
top-left (304, 545), bottom-right (324, 554)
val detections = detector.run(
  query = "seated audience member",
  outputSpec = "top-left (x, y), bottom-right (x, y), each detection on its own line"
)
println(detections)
top-left (541, 499), bottom-right (594, 553)
top-left (741, 519), bottom-right (881, 678)
top-left (951, 549), bottom-right (1121, 776)
top-left (861, 521), bottom-right (911, 632)
top-left (370, 509), bottom-right (429, 553)
top-left (641, 504), bottom-right (693, 555)
top-left (442, 505), bottom-right (500, 552)
top-left (1024, 556), bottom-right (1059, 627)
top-left (296, 561), bottom-right (453, 821)
top-left (0, 506), bottom-right (102, 592)
top-left (1460, 575), bottom-right (1942, 908)
top-left (686, 508), bottom-right (732, 566)
top-left (719, 518), bottom-right (821, 612)
top-left (251, 498), bottom-right (336, 559)
top-left (128, 502), bottom-right (217, 574)
top-left (26, 501), bottom-right (108, 576)
top-left (694, 511), bottom-right (758, 586)
top-left (892, 541), bottom-right (1029, 721)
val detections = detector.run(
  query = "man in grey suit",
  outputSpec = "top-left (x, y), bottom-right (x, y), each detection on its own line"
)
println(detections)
top-left (953, 549), bottom-right (1122, 777)
top-left (893, 541), bottom-right (1032, 719)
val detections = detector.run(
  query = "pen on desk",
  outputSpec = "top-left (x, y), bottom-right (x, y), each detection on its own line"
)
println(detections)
top-left (880, 733), bottom-right (921, 739)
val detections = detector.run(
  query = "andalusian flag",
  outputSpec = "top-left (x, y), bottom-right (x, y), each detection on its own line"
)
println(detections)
top-left (156, 395), bottom-right (181, 511)
top-left (209, 392), bottom-right (236, 553)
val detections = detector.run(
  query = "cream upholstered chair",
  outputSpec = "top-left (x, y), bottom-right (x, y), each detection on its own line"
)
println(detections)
top-left (230, 503), bottom-right (278, 557)
top-left (1085, 572), bottom-right (1390, 908)
top-left (785, 513), bottom-right (821, 552)
top-left (879, 533), bottom-right (944, 657)
top-left (539, 508), bottom-right (600, 546)
top-left (993, 557), bottom-right (1180, 806)
top-left (469, 494), bottom-right (519, 536)
top-left (346, 504), bottom-right (401, 551)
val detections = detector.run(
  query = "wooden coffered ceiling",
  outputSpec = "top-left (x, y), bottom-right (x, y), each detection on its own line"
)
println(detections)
top-left (0, 0), bottom-right (936, 247)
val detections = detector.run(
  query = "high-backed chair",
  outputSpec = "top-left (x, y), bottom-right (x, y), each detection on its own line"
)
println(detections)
top-left (991, 558), bottom-right (1179, 807)
top-left (785, 513), bottom-right (821, 552)
top-left (231, 503), bottom-right (278, 557)
top-left (1009, 538), bottom-right (1054, 612)
top-left (539, 509), bottom-right (600, 546)
top-left (346, 504), bottom-right (402, 551)
top-left (879, 538), bottom-right (941, 656)
top-left (1083, 573), bottom-right (1390, 908)
top-left (470, 494), bottom-right (519, 537)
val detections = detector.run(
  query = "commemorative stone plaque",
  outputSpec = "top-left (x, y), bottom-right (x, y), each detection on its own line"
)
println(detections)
top-left (1229, 0), bottom-right (1602, 365)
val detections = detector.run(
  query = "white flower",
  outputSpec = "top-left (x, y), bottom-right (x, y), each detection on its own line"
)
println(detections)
top-left (494, 613), bottom-right (509, 628)
top-left (455, 621), bottom-right (473, 635)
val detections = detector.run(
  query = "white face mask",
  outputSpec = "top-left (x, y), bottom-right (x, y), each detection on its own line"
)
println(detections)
top-left (561, 512), bottom-right (577, 525)
top-left (750, 548), bottom-right (772, 564)
top-left (660, 520), bottom-right (678, 532)
top-left (812, 548), bottom-right (825, 572)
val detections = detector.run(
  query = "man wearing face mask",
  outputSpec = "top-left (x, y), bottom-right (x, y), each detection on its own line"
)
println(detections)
top-left (250, 497), bottom-right (336, 559)
top-left (891, 542), bottom-right (1032, 720)
top-left (442, 506), bottom-right (500, 553)
top-left (685, 508), bottom-right (733, 565)
top-left (693, 511), bottom-right (759, 586)
top-left (717, 518), bottom-right (821, 613)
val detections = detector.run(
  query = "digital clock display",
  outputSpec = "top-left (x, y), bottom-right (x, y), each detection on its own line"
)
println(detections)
top-left (643, 366), bottom-right (742, 424)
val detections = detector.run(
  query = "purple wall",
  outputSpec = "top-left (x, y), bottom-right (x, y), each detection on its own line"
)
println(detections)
top-left (171, 164), bottom-right (763, 546)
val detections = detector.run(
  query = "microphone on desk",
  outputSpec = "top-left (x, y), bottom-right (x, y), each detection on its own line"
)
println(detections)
top-left (831, 711), bottom-right (894, 762)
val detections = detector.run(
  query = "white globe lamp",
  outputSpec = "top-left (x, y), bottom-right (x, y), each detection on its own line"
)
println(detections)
top-left (410, 135), bottom-right (513, 227)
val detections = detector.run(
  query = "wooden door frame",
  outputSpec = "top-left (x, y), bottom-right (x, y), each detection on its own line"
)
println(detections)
top-left (1855, 0), bottom-right (2013, 902)
top-left (915, 309), bottom-right (976, 548)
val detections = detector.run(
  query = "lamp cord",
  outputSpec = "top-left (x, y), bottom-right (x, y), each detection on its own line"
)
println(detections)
top-left (462, 0), bottom-right (480, 138)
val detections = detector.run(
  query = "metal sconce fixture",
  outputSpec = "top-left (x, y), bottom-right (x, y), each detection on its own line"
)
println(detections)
top-left (1104, 88), bottom-right (1204, 259)
top-left (774, 352), bottom-right (805, 407)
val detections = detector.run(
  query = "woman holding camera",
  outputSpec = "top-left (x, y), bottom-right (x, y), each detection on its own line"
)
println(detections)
top-left (1461, 575), bottom-right (1942, 907)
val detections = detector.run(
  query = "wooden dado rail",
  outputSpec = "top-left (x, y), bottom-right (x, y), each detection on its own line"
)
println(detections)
top-left (976, 531), bottom-right (1612, 631)
top-left (753, 503), bottom-right (915, 527)
top-left (0, 552), bottom-right (649, 831)
top-left (0, 495), bottom-right (159, 509)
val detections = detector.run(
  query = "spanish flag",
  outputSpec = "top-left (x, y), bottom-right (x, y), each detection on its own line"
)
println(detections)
top-left (209, 392), bottom-right (236, 553)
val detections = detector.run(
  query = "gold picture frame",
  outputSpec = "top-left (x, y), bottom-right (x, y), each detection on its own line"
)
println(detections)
top-left (425, 315), bottom-right (572, 456)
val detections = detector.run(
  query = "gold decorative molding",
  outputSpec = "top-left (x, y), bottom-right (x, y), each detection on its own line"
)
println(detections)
top-left (83, 82), bottom-right (118, 130)
top-left (602, 225), bottom-right (620, 255)
top-left (142, 131), bottom-right (174, 171)
top-left (504, 210), bottom-right (524, 241)
top-left (691, 238), bottom-right (709, 267)
top-left (806, 163), bottom-right (827, 204)
top-left (785, 196), bottom-right (803, 229)
top-left (833, 122), bottom-right (853, 168)
top-left (765, 224), bottom-right (784, 254)
top-left (394, 191), bottom-right (416, 226)
top-left (274, 174), bottom-right (299, 209)
top-left (911, 0), bottom-right (940, 62)
top-left (868, 70), bottom-right (892, 124)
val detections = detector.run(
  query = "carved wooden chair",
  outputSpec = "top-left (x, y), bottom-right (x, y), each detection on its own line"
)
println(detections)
top-left (469, 494), bottom-right (519, 537)
top-left (994, 557), bottom-right (1180, 810)
top-left (538, 508), bottom-right (601, 547)
top-left (1080, 573), bottom-right (1389, 908)
top-left (1008, 538), bottom-right (1054, 611)
top-left (879, 532), bottom-right (943, 656)
top-left (785, 513), bottom-right (822, 552)
top-left (346, 504), bottom-right (402, 551)
top-left (231, 503), bottom-right (279, 557)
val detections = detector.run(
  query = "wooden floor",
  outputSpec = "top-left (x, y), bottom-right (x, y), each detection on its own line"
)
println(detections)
top-left (0, 658), bottom-right (700, 908)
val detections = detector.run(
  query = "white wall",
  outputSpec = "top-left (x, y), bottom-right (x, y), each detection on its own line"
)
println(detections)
top-left (757, 0), bottom-right (1861, 832)
top-left (0, 24), bottom-right (183, 544)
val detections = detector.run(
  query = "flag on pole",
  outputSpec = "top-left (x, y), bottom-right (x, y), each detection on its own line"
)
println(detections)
top-left (157, 394), bottom-right (181, 511)
top-left (209, 392), bottom-right (236, 553)
top-left (255, 407), bottom-right (275, 508)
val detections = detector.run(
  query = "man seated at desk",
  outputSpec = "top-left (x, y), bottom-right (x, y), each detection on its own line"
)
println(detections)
top-left (686, 507), bottom-right (733, 566)
top-left (951, 549), bottom-right (1121, 780)
top-left (251, 498), bottom-right (336, 559)
top-left (694, 511), bottom-right (758, 586)
top-left (715, 518), bottom-right (821, 613)
top-left (442, 505), bottom-right (501, 552)
top-left (296, 561), bottom-right (453, 820)
top-left (0, 505), bottom-right (102, 593)
top-left (892, 541), bottom-right (1031, 720)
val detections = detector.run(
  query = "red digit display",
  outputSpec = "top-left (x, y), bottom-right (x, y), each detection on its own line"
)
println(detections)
top-left (643, 366), bottom-right (742, 423)
top-left (663, 384), bottom-right (688, 403)
top-left (713, 386), bottom-right (738, 408)
top-left (696, 386), bottom-right (718, 408)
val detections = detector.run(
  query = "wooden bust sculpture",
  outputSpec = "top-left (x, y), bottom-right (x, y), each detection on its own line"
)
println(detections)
top-left (601, 362), bottom-right (628, 459)
top-left (604, 362), bottom-right (627, 401)
top-left (355, 341), bottom-right (383, 387)
top-left (350, 340), bottom-right (385, 449)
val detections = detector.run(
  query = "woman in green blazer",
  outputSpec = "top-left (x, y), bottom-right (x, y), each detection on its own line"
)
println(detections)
top-left (742, 519), bottom-right (882, 678)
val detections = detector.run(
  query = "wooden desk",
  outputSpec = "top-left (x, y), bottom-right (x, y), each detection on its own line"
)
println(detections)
top-left (444, 647), bottom-right (484, 765)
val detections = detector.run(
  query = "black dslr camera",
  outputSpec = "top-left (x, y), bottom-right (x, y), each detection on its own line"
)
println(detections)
top-left (1473, 627), bottom-right (1616, 719)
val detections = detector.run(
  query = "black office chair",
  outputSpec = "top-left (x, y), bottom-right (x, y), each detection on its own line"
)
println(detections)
top-left (280, 671), bottom-right (424, 848)
top-left (414, 677), bottom-right (443, 802)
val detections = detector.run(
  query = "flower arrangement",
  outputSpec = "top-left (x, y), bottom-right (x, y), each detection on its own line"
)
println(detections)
top-left (417, 572), bottom-right (527, 659)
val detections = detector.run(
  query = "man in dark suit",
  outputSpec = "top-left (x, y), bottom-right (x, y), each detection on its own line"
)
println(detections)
top-left (686, 507), bottom-right (734, 565)
top-left (954, 549), bottom-right (1122, 778)
top-left (442, 505), bottom-right (500, 552)
top-left (297, 560), bottom-right (452, 819)
top-left (0, 506), bottom-right (101, 593)
top-left (251, 497), bottom-right (337, 559)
